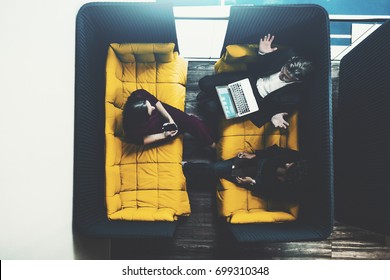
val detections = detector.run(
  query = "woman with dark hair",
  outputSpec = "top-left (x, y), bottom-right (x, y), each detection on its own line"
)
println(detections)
top-left (122, 89), bottom-right (216, 147)
top-left (184, 145), bottom-right (309, 202)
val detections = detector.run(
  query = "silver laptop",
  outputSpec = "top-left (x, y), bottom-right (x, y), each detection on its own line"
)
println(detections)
top-left (215, 78), bottom-right (259, 119)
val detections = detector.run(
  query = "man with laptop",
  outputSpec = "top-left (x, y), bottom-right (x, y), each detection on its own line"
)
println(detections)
top-left (197, 34), bottom-right (313, 129)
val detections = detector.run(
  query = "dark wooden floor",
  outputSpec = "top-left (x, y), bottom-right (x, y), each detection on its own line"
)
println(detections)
top-left (111, 61), bottom-right (390, 260)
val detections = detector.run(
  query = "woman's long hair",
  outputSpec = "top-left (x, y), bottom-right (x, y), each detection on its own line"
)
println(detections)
top-left (122, 90), bottom-right (150, 136)
top-left (254, 157), bottom-right (310, 202)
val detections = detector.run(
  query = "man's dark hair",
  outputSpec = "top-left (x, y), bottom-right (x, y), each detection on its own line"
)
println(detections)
top-left (285, 56), bottom-right (313, 81)
top-left (255, 158), bottom-right (310, 202)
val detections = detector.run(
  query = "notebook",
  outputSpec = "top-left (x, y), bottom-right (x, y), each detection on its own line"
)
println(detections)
top-left (216, 78), bottom-right (259, 119)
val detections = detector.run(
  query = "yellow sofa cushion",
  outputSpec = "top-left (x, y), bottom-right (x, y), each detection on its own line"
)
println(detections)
top-left (105, 43), bottom-right (190, 221)
top-left (110, 43), bottom-right (176, 63)
top-left (214, 44), bottom-right (259, 73)
top-left (216, 114), bottom-right (300, 223)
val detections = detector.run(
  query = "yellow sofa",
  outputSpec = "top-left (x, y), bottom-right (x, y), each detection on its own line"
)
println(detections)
top-left (215, 45), bottom-right (300, 224)
top-left (214, 44), bottom-right (260, 73)
top-left (105, 43), bottom-right (190, 221)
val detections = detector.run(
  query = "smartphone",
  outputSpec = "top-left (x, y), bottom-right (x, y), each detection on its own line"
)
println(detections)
top-left (162, 123), bottom-right (178, 131)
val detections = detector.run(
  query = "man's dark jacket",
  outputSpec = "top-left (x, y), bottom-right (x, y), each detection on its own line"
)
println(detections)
top-left (246, 48), bottom-right (305, 127)
top-left (198, 48), bottom-right (306, 128)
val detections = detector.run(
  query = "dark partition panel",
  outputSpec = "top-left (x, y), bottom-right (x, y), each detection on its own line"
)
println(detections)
top-left (74, 2), bottom-right (179, 238)
top-left (222, 5), bottom-right (333, 242)
top-left (336, 20), bottom-right (390, 235)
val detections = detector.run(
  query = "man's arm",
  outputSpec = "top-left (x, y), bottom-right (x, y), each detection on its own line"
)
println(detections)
top-left (249, 82), bottom-right (303, 128)
top-left (249, 51), bottom-right (296, 77)
top-left (248, 34), bottom-right (296, 76)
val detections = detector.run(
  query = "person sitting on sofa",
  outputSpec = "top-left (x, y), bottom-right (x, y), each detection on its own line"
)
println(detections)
top-left (122, 89), bottom-right (216, 147)
top-left (184, 145), bottom-right (309, 202)
top-left (197, 34), bottom-right (314, 129)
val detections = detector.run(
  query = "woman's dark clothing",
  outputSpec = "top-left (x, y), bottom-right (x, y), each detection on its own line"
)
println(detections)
top-left (209, 145), bottom-right (305, 202)
top-left (124, 90), bottom-right (214, 146)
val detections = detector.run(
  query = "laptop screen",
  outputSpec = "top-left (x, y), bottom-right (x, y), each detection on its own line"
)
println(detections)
top-left (216, 86), bottom-right (237, 119)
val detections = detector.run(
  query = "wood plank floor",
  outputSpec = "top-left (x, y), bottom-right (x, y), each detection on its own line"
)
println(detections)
top-left (111, 61), bottom-right (390, 260)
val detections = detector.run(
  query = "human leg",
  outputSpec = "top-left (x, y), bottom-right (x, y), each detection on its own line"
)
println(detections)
top-left (164, 104), bottom-right (215, 146)
top-left (183, 158), bottom-right (236, 191)
top-left (209, 158), bottom-right (236, 184)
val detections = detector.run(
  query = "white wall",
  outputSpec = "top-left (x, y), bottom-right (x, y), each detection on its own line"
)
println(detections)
top-left (0, 0), bottom-right (128, 260)
top-left (0, 0), bottom-right (226, 260)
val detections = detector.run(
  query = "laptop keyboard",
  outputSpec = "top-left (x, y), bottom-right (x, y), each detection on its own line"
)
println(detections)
top-left (230, 83), bottom-right (250, 114)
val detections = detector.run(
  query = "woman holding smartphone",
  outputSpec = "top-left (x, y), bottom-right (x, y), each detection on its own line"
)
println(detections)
top-left (122, 89), bottom-right (216, 147)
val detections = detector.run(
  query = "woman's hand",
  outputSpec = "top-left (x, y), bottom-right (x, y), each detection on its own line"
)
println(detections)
top-left (155, 101), bottom-right (177, 127)
top-left (162, 122), bottom-right (178, 137)
top-left (169, 121), bottom-right (178, 136)
top-left (259, 34), bottom-right (278, 54)
top-left (237, 152), bottom-right (256, 159)
top-left (236, 176), bottom-right (256, 185)
top-left (163, 130), bottom-right (177, 138)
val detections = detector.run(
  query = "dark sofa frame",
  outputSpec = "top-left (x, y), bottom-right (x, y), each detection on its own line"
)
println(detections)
top-left (74, 3), bottom-right (333, 241)
top-left (219, 5), bottom-right (333, 242)
top-left (74, 2), bottom-right (181, 238)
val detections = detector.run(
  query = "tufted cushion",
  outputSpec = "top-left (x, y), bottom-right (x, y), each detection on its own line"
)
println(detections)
top-left (215, 49), bottom-right (301, 224)
top-left (105, 43), bottom-right (190, 221)
top-left (224, 44), bottom-right (259, 63)
top-left (215, 44), bottom-right (259, 73)
top-left (110, 43), bottom-right (176, 63)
